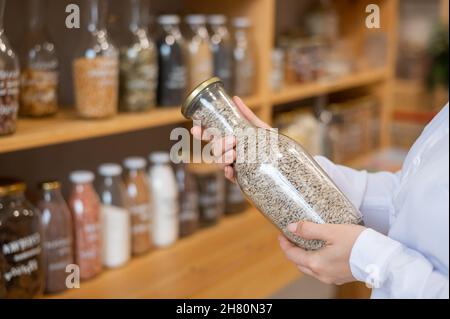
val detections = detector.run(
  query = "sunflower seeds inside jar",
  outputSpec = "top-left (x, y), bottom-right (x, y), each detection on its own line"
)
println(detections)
top-left (182, 77), bottom-right (363, 250)
top-left (119, 0), bottom-right (157, 112)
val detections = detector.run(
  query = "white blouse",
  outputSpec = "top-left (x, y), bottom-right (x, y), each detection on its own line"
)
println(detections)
top-left (315, 104), bottom-right (449, 299)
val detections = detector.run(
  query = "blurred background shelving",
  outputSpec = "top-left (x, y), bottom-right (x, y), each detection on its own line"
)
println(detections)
top-left (0, 0), bottom-right (448, 299)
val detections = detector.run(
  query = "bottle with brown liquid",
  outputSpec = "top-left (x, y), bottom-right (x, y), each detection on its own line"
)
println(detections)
top-left (123, 157), bottom-right (153, 255)
top-left (37, 181), bottom-right (74, 294)
top-left (68, 171), bottom-right (102, 280)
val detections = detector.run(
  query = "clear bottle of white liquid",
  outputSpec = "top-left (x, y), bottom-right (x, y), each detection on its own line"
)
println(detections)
top-left (97, 163), bottom-right (131, 268)
top-left (148, 152), bottom-right (179, 247)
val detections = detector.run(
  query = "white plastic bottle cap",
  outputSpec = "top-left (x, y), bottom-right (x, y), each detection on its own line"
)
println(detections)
top-left (185, 14), bottom-right (206, 25)
top-left (123, 157), bottom-right (147, 170)
top-left (98, 163), bottom-right (123, 177)
top-left (70, 171), bottom-right (95, 184)
top-left (149, 152), bottom-right (171, 164)
top-left (207, 14), bottom-right (227, 25)
top-left (232, 17), bottom-right (251, 28)
top-left (158, 15), bottom-right (180, 25)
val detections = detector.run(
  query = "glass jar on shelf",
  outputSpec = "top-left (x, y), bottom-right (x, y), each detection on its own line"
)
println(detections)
top-left (123, 157), bottom-right (153, 255)
top-left (182, 78), bottom-right (363, 250)
top-left (73, 0), bottom-right (118, 119)
top-left (156, 15), bottom-right (187, 107)
top-left (207, 15), bottom-right (233, 92)
top-left (119, 0), bottom-right (158, 112)
top-left (175, 163), bottom-right (199, 237)
top-left (0, 0), bottom-right (20, 136)
top-left (232, 17), bottom-right (256, 97)
top-left (68, 171), bottom-right (102, 281)
top-left (0, 178), bottom-right (44, 298)
top-left (148, 152), bottom-right (179, 247)
top-left (96, 163), bottom-right (131, 269)
top-left (185, 14), bottom-right (213, 91)
top-left (36, 181), bottom-right (73, 295)
top-left (19, 0), bottom-right (58, 118)
top-left (189, 164), bottom-right (225, 227)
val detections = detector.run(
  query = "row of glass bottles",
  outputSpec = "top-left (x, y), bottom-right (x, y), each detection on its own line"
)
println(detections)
top-left (0, 0), bottom-right (256, 136)
top-left (0, 152), bottom-right (247, 298)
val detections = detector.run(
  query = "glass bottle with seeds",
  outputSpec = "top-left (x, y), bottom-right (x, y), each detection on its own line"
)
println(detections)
top-left (190, 164), bottom-right (225, 227)
top-left (182, 78), bottom-right (363, 250)
top-left (19, 0), bottom-right (58, 118)
top-left (0, 178), bottom-right (45, 298)
top-left (207, 15), bottom-right (233, 92)
top-left (73, 0), bottom-right (118, 119)
top-left (232, 17), bottom-right (256, 97)
top-left (156, 15), bottom-right (187, 106)
top-left (68, 171), bottom-right (102, 281)
top-left (0, 0), bottom-right (20, 136)
top-left (119, 0), bottom-right (158, 112)
top-left (185, 15), bottom-right (213, 91)
top-left (123, 157), bottom-right (153, 255)
top-left (36, 181), bottom-right (74, 294)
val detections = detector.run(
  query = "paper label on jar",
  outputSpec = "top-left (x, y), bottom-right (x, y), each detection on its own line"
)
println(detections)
top-left (0, 70), bottom-right (20, 120)
top-left (130, 203), bottom-right (152, 235)
top-left (2, 232), bottom-right (42, 282)
top-left (153, 198), bottom-right (178, 243)
top-left (45, 237), bottom-right (72, 272)
top-left (78, 222), bottom-right (101, 260)
top-left (166, 65), bottom-right (187, 90)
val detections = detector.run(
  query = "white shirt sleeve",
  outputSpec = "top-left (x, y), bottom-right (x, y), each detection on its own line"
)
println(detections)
top-left (314, 156), bottom-right (399, 234)
top-left (350, 228), bottom-right (449, 299)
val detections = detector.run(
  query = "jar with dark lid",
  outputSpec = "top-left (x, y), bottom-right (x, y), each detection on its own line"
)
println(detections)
top-left (189, 164), bottom-right (225, 227)
top-left (181, 78), bottom-right (363, 250)
top-left (36, 181), bottom-right (73, 294)
top-left (175, 163), bottom-right (199, 237)
top-left (0, 178), bottom-right (44, 298)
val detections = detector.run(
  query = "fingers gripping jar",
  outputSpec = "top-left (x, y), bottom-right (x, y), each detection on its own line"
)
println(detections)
top-left (181, 77), bottom-right (363, 250)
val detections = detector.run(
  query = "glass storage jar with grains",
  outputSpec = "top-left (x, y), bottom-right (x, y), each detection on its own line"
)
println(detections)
top-left (37, 181), bottom-right (74, 294)
top-left (0, 0), bottom-right (20, 136)
top-left (73, 0), bottom-right (118, 119)
top-left (208, 15), bottom-right (233, 92)
top-left (175, 162), bottom-right (199, 237)
top-left (119, 0), bottom-right (157, 112)
top-left (232, 17), bottom-right (256, 97)
top-left (157, 15), bottom-right (187, 106)
top-left (19, 0), bottom-right (58, 117)
top-left (182, 78), bottom-right (363, 250)
top-left (0, 179), bottom-right (44, 298)
top-left (185, 15), bottom-right (213, 91)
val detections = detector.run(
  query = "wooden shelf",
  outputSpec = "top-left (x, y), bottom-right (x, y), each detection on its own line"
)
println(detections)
top-left (270, 69), bottom-right (388, 105)
top-left (46, 208), bottom-right (300, 299)
top-left (0, 96), bottom-right (261, 154)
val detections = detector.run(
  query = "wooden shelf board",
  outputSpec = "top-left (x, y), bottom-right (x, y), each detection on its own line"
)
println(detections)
top-left (47, 208), bottom-right (300, 299)
top-left (0, 96), bottom-right (261, 154)
top-left (271, 69), bottom-right (388, 105)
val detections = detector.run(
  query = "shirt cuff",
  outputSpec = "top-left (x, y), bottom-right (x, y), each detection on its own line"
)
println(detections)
top-left (349, 228), bottom-right (403, 288)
